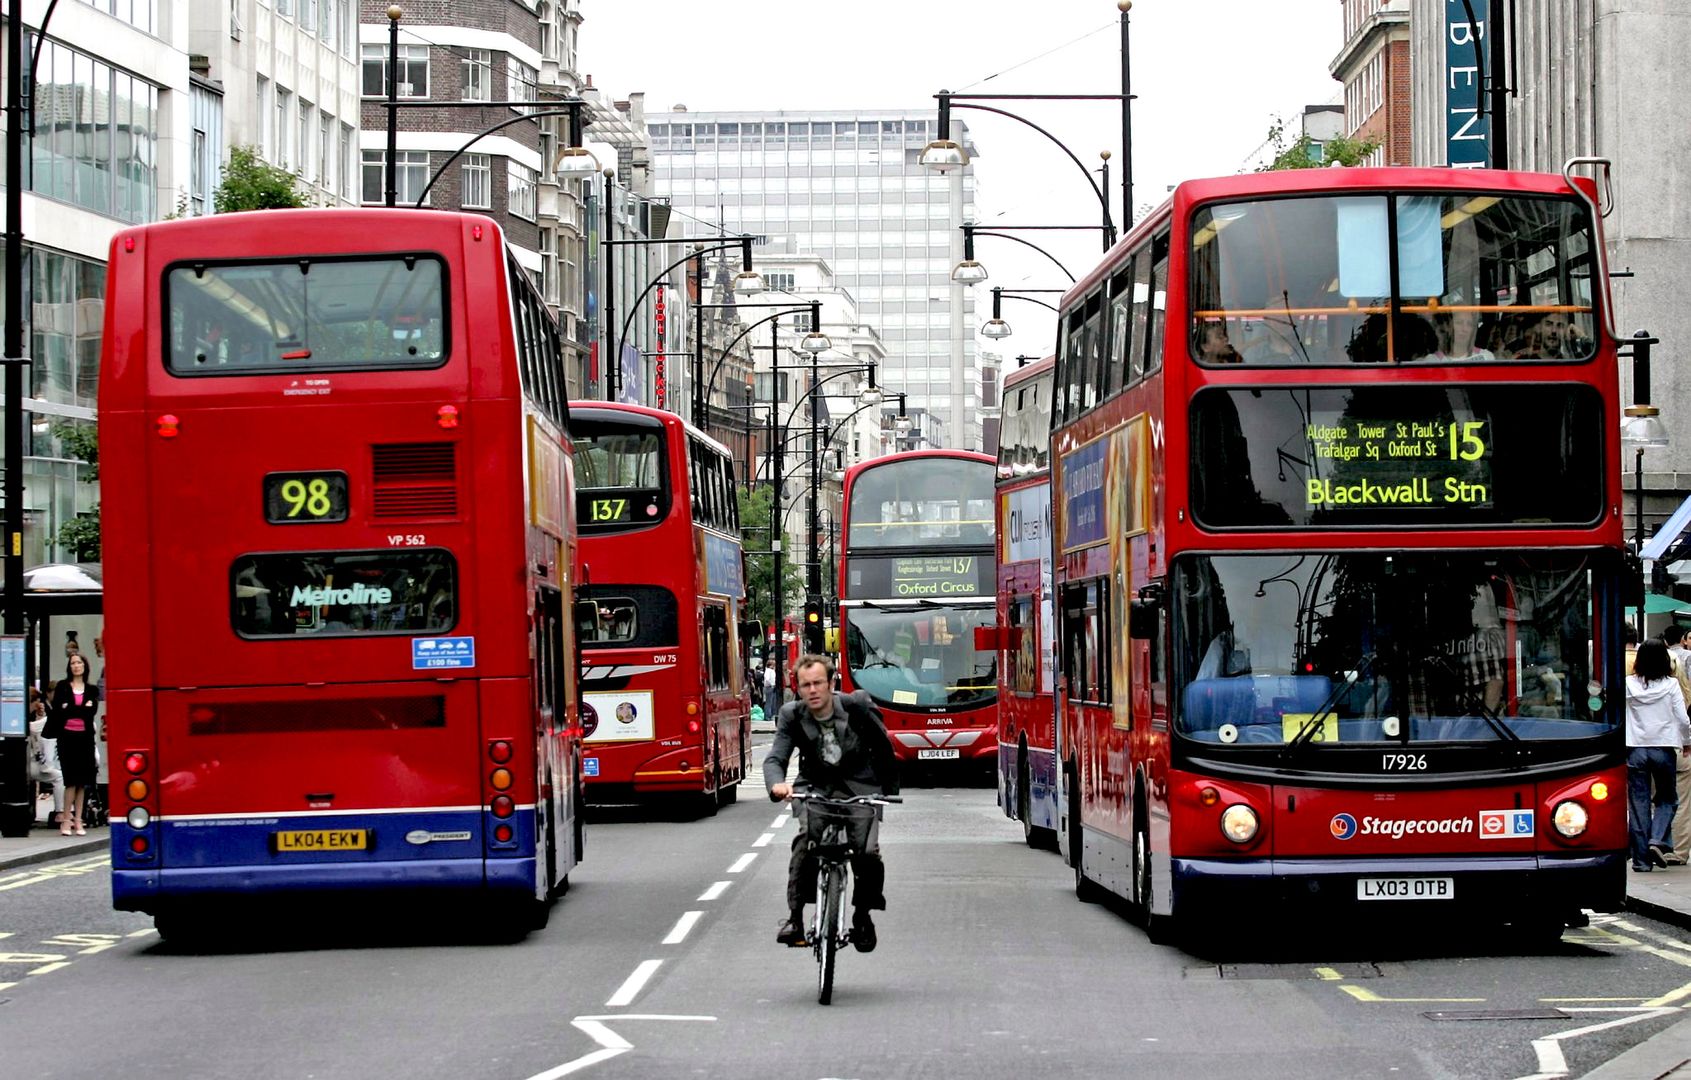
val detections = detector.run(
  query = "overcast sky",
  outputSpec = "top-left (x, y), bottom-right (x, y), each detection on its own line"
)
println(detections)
top-left (579, 0), bottom-right (1345, 361)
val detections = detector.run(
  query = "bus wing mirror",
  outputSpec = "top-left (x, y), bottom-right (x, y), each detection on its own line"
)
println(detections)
top-left (974, 625), bottom-right (1002, 651)
top-left (1129, 580), bottom-right (1165, 641)
top-left (824, 627), bottom-right (841, 654)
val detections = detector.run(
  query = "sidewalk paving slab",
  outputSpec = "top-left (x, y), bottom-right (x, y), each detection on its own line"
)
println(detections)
top-left (0, 825), bottom-right (109, 872)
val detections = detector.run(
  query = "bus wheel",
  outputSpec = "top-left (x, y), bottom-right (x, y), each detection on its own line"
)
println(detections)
top-left (1128, 820), bottom-right (1152, 927)
top-left (1020, 754), bottom-right (1057, 851)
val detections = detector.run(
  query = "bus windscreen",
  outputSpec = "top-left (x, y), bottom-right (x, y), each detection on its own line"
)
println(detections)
top-left (1189, 384), bottom-right (1604, 529)
top-left (167, 255), bottom-right (447, 374)
top-left (571, 418), bottom-right (668, 530)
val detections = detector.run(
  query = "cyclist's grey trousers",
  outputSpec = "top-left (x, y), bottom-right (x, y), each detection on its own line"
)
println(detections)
top-left (787, 806), bottom-right (885, 914)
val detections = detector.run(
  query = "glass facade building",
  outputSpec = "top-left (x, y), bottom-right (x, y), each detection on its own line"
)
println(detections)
top-left (648, 110), bottom-right (980, 448)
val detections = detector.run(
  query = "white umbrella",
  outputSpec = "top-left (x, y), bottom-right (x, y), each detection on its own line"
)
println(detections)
top-left (22, 563), bottom-right (102, 592)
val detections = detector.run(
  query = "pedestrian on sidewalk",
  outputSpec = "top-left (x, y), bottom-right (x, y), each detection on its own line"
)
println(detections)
top-left (1664, 626), bottom-right (1691, 865)
top-left (1627, 638), bottom-right (1691, 872)
top-left (44, 654), bottom-right (100, 837)
top-left (27, 690), bottom-right (63, 827)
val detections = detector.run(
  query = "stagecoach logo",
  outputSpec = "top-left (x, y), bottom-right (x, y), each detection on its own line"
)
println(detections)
top-left (1330, 813), bottom-right (1478, 841)
top-left (290, 583), bottom-right (393, 606)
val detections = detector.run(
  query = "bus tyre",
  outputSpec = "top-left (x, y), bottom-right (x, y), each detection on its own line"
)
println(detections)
top-left (1020, 753), bottom-right (1057, 851)
top-left (1128, 820), bottom-right (1152, 927)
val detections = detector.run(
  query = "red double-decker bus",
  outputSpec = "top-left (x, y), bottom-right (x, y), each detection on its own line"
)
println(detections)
top-left (838, 450), bottom-right (997, 769)
top-left (100, 209), bottom-right (583, 936)
top-left (991, 356), bottom-right (1059, 847)
top-left (1052, 165), bottom-right (1628, 942)
top-left (569, 402), bottom-right (751, 810)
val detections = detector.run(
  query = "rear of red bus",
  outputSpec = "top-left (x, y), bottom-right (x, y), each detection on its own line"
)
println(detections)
top-left (570, 403), bottom-right (749, 808)
top-left (992, 357), bottom-right (1059, 844)
top-left (838, 451), bottom-right (998, 768)
top-left (100, 210), bottom-right (579, 924)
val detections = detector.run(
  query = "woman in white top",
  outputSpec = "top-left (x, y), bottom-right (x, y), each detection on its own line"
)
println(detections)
top-left (1627, 639), bottom-right (1691, 871)
top-left (1433, 310), bottom-right (1496, 362)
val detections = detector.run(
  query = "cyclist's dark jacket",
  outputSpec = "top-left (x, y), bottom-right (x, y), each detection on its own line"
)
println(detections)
top-left (763, 690), bottom-right (900, 800)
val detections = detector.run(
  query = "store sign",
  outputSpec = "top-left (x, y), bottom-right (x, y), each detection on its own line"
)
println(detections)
top-left (654, 288), bottom-right (667, 409)
top-left (1445, 0), bottom-right (1490, 167)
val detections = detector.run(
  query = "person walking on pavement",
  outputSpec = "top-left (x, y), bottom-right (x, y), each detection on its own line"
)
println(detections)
top-left (1627, 639), bottom-right (1691, 871)
top-left (763, 654), bottom-right (899, 952)
top-left (44, 654), bottom-right (101, 836)
top-left (762, 660), bottom-right (779, 720)
top-left (1663, 625), bottom-right (1691, 864)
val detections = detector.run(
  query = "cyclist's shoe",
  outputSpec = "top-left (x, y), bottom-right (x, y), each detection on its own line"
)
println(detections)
top-left (776, 914), bottom-right (807, 947)
top-left (851, 910), bottom-right (877, 953)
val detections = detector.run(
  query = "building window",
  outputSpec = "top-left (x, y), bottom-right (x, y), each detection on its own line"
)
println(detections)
top-left (318, 112), bottom-right (332, 187)
top-left (461, 153), bottom-right (491, 208)
top-left (362, 149), bottom-right (430, 206)
top-left (506, 57), bottom-right (537, 106)
top-left (276, 88), bottom-right (291, 168)
top-left (76, 0), bottom-right (157, 33)
top-left (340, 123), bottom-right (354, 200)
top-left (319, 0), bottom-right (334, 44)
top-left (363, 43), bottom-right (428, 98)
top-left (540, 228), bottom-right (557, 305)
top-left (297, 101), bottom-right (313, 177)
top-left (461, 48), bottom-right (491, 101)
top-left (509, 161), bottom-right (537, 221)
top-left (301, 0), bottom-right (316, 35)
top-left (762, 270), bottom-right (796, 292)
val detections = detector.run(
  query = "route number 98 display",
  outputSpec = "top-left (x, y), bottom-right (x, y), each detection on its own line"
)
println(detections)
top-left (264, 471), bottom-right (350, 523)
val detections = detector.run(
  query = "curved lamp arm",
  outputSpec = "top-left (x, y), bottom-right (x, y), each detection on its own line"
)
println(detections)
top-left (782, 366), bottom-right (878, 433)
top-left (616, 237), bottom-right (753, 373)
top-left (951, 101), bottom-right (1114, 246)
top-left (700, 303), bottom-right (821, 422)
top-left (414, 108), bottom-right (582, 207)
top-left (969, 228), bottom-right (1076, 283)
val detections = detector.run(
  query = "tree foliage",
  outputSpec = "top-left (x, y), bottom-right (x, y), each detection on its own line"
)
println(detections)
top-left (51, 423), bottom-right (98, 481)
top-left (1259, 116), bottom-right (1383, 172)
top-left (737, 483), bottom-right (802, 635)
top-left (57, 507), bottom-right (101, 562)
top-left (214, 145), bottom-right (309, 213)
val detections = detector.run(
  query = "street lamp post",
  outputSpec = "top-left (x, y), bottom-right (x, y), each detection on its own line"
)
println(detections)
top-left (385, 5), bottom-right (402, 207)
top-left (695, 301), bottom-right (824, 430)
top-left (953, 224), bottom-right (1096, 285)
top-left (1621, 330), bottom-right (1667, 623)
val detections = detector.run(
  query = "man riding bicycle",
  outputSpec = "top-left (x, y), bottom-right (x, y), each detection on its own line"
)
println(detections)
top-left (764, 654), bottom-right (900, 952)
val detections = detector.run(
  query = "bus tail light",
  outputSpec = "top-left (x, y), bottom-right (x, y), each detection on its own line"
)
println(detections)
top-left (437, 404), bottom-right (460, 429)
top-left (156, 414), bottom-right (180, 438)
top-left (488, 739), bottom-right (513, 764)
top-left (126, 779), bottom-right (148, 801)
top-left (494, 823), bottom-right (513, 843)
top-left (125, 752), bottom-right (148, 774)
top-left (119, 746), bottom-right (157, 861)
top-left (685, 700), bottom-right (700, 716)
top-left (489, 768), bottom-right (513, 790)
top-left (130, 836), bottom-right (149, 854)
top-left (687, 719), bottom-right (701, 734)
top-left (491, 795), bottom-right (515, 818)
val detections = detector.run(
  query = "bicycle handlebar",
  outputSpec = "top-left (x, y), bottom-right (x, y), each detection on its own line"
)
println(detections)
top-left (788, 791), bottom-right (902, 805)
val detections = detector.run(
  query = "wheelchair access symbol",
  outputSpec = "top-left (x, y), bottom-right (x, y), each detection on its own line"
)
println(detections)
top-left (1478, 809), bottom-right (1534, 839)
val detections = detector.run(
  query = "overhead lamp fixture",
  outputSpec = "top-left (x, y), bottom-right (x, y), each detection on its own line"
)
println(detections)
top-left (894, 414), bottom-right (914, 435)
top-left (797, 302), bottom-right (829, 353)
top-left (919, 139), bottom-right (969, 173)
top-left (950, 259), bottom-right (988, 284)
top-left (1621, 405), bottom-right (1670, 450)
top-left (981, 318), bottom-right (1013, 339)
top-left (858, 386), bottom-right (883, 407)
top-left (732, 269), bottom-right (764, 295)
top-left (554, 105), bottom-right (600, 175)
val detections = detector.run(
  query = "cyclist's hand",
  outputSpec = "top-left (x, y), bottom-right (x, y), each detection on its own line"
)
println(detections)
top-left (771, 782), bottom-right (793, 801)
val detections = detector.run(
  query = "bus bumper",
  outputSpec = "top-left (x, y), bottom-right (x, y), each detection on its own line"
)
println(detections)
top-left (112, 857), bottom-right (537, 912)
top-left (1169, 852), bottom-right (1626, 917)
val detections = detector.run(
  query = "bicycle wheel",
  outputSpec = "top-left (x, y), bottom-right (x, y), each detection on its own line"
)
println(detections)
top-left (816, 862), bottom-right (844, 1005)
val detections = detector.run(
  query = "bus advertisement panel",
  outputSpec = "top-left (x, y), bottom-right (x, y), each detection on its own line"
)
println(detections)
top-left (99, 210), bottom-right (583, 937)
top-left (838, 451), bottom-right (997, 767)
top-left (1050, 167), bottom-right (1627, 942)
top-left (571, 403), bottom-right (751, 811)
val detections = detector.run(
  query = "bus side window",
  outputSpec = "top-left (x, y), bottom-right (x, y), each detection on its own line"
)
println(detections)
top-left (1144, 234), bottom-right (1170, 376)
top-left (1108, 260), bottom-right (1134, 394)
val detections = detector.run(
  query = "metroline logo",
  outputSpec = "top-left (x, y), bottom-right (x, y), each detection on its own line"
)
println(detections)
top-left (1329, 814), bottom-right (1476, 841)
top-left (289, 583), bottom-right (394, 606)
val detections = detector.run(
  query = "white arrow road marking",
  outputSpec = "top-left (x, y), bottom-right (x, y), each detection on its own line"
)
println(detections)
top-left (605, 959), bottom-right (663, 1007)
top-left (1510, 1006), bottom-right (1680, 1080)
top-left (522, 1015), bottom-right (716, 1080)
top-left (697, 881), bottom-right (730, 901)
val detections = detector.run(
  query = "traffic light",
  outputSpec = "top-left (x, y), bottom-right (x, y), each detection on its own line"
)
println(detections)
top-left (803, 596), bottom-right (825, 653)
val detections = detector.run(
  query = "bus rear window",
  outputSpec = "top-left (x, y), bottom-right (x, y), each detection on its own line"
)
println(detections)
top-left (232, 549), bottom-right (457, 638)
top-left (167, 255), bottom-right (447, 375)
top-left (571, 416), bottom-right (669, 530)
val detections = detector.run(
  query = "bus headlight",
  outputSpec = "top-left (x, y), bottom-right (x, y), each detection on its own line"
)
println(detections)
top-left (1552, 800), bottom-right (1588, 838)
top-left (1220, 804), bottom-right (1259, 844)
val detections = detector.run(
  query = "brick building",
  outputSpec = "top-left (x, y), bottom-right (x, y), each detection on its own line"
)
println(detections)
top-left (1331, 0), bottom-right (1412, 166)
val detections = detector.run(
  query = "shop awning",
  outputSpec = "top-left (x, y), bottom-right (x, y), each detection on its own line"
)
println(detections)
top-left (1626, 592), bottom-right (1689, 615)
top-left (1641, 493), bottom-right (1691, 561)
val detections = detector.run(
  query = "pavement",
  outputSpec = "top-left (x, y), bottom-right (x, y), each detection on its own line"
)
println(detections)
top-left (0, 818), bottom-right (109, 871)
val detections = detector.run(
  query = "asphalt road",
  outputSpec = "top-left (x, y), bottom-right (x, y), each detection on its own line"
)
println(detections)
top-left (4, 753), bottom-right (1691, 1079)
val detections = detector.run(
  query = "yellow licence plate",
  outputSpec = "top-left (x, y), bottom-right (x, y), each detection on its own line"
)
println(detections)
top-left (273, 829), bottom-right (369, 852)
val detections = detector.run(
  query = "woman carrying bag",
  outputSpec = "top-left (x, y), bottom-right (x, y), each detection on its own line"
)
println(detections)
top-left (43, 654), bottom-right (100, 836)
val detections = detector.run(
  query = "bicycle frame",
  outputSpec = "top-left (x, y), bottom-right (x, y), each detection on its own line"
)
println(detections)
top-left (790, 791), bottom-right (898, 1005)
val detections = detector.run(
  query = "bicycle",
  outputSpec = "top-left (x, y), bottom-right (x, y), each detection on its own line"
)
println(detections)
top-left (790, 790), bottom-right (900, 1005)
